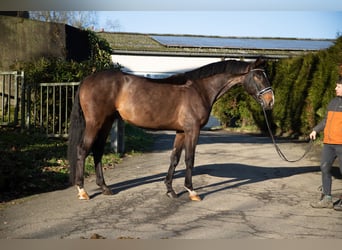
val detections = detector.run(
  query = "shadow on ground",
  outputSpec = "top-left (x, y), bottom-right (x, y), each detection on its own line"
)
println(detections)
top-left (88, 163), bottom-right (332, 200)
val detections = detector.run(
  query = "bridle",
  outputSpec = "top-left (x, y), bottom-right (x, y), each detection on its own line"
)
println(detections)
top-left (248, 68), bottom-right (274, 105)
top-left (257, 86), bottom-right (273, 98)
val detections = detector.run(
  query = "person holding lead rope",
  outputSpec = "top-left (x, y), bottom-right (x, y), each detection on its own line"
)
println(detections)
top-left (309, 76), bottom-right (342, 211)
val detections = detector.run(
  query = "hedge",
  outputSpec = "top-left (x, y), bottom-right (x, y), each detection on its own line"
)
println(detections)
top-left (212, 36), bottom-right (342, 137)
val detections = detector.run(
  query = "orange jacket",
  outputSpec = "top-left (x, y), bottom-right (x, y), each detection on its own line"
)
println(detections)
top-left (313, 97), bottom-right (342, 144)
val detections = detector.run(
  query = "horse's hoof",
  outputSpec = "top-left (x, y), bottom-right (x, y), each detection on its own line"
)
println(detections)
top-left (184, 186), bottom-right (201, 201)
top-left (78, 191), bottom-right (90, 200)
top-left (189, 194), bottom-right (201, 201)
top-left (166, 191), bottom-right (178, 199)
top-left (102, 188), bottom-right (113, 195)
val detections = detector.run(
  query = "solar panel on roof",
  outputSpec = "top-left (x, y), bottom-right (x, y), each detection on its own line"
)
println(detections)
top-left (151, 35), bottom-right (334, 51)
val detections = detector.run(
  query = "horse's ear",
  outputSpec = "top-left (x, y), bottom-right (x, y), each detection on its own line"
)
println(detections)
top-left (252, 57), bottom-right (266, 69)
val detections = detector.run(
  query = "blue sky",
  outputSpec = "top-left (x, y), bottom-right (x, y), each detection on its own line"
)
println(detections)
top-left (1, 0), bottom-right (341, 39)
top-left (96, 11), bottom-right (342, 39)
top-left (2, 0), bottom-right (341, 11)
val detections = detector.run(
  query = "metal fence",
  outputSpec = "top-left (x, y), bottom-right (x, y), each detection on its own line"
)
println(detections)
top-left (0, 75), bottom-right (125, 153)
top-left (30, 82), bottom-right (80, 137)
top-left (0, 74), bottom-right (78, 135)
top-left (0, 71), bottom-right (25, 128)
top-left (32, 81), bottom-right (125, 152)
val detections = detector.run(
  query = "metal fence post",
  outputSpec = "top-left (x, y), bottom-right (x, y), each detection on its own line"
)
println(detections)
top-left (19, 71), bottom-right (27, 131)
top-left (110, 117), bottom-right (125, 154)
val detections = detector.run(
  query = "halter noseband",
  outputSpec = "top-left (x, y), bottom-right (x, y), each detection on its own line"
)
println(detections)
top-left (257, 86), bottom-right (273, 98)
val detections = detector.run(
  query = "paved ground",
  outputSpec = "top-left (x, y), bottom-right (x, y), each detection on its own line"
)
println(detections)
top-left (0, 130), bottom-right (341, 239)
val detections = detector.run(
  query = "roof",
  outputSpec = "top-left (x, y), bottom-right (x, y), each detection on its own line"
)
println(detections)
top-left (97, 32), bottom-right (335, 59)
top-left (151, 35), bottom-right (334, 51)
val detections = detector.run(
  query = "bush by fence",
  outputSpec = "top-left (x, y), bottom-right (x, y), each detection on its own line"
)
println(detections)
top-left (5, 31), bottom-right (119, 134)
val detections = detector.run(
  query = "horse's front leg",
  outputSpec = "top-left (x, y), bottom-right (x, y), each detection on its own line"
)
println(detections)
top-left (165, 132), bottom-right (185, 198)
top-left (184, 129), bottom-right (201, 201)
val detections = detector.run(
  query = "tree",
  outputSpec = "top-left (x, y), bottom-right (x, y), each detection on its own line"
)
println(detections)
top-left (104, 19), bottom-right (121, 32)
top-left (29, 11), bottom-right (98, 29)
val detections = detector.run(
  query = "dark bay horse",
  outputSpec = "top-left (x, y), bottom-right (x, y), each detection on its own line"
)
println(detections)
top-left (67, 58), bottom-right (274, 200)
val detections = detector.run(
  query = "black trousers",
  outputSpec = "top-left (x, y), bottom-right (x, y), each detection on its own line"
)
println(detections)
top-left (320, 144), bottom-right (342, 196)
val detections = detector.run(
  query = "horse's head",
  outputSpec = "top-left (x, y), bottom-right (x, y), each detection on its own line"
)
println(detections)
top-left (243, 58), bottom-right (274, 110)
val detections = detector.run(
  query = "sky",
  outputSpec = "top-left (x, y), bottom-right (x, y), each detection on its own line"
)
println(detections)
top-left (0, 0), bottom-right (341, 39)
top-left (96, 11), bottom-right (342, 39)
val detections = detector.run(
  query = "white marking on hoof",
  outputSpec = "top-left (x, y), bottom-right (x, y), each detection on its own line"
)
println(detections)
top-left (77, 186), bottom-right (90, 200)
top-left (184, 186), bottom-right (201, 201)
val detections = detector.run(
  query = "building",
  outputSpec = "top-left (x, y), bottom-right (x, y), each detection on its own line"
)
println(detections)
top-left (98, 32), bottom-right (334, 78)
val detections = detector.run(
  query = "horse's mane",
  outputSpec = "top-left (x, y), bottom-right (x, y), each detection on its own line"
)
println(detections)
top-left (183, 60), bottom-right (250, 80)
top-left (152, 60), bottom-right (251, 85)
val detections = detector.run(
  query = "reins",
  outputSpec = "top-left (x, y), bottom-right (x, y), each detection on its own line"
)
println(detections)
top-left (262, 107), bottom-right (314, 162)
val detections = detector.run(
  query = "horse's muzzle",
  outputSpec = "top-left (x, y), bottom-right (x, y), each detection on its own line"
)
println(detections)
top-left (258, 89), bottom-right (274, 110)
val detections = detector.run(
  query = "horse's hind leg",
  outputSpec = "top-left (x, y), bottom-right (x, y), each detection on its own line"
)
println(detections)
top-left (165, 131), bottom-right (185, 198)
top-left (75, 144), bottom-right (90, 200)
top-left (92, 118), bottom-right (115, 196)
top-left (76, 126), bottom-right (99, 200)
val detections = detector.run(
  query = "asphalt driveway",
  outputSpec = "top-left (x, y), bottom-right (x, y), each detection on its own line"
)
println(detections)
top-left (1, 130), bottom-right (341, 239)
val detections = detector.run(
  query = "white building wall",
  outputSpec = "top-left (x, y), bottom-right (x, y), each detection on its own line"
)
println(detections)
top-left (111, 54), bottom-right (225, 77)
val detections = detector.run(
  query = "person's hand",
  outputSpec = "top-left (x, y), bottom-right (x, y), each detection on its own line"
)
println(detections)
top-left (309, 131), bottom-right (317, 140)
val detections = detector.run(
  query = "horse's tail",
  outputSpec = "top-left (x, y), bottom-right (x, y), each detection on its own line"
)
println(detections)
top-left (67, 85), bottom-right (85, 185)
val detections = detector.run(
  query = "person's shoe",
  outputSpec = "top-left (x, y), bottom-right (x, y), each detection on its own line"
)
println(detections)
top-left (310, 195), bottom-right (333, 208)
top-left (333, 198), bottom-right (342, 211)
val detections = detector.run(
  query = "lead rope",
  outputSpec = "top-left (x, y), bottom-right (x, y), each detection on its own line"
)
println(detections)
top-left (262, 107), bottom-right (314, 162)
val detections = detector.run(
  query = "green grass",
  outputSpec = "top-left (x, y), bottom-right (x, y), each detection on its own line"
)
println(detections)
top-left (0, 123), bottom-right (153, 202)
top-left (0, 128), bottom-right (70, 201)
